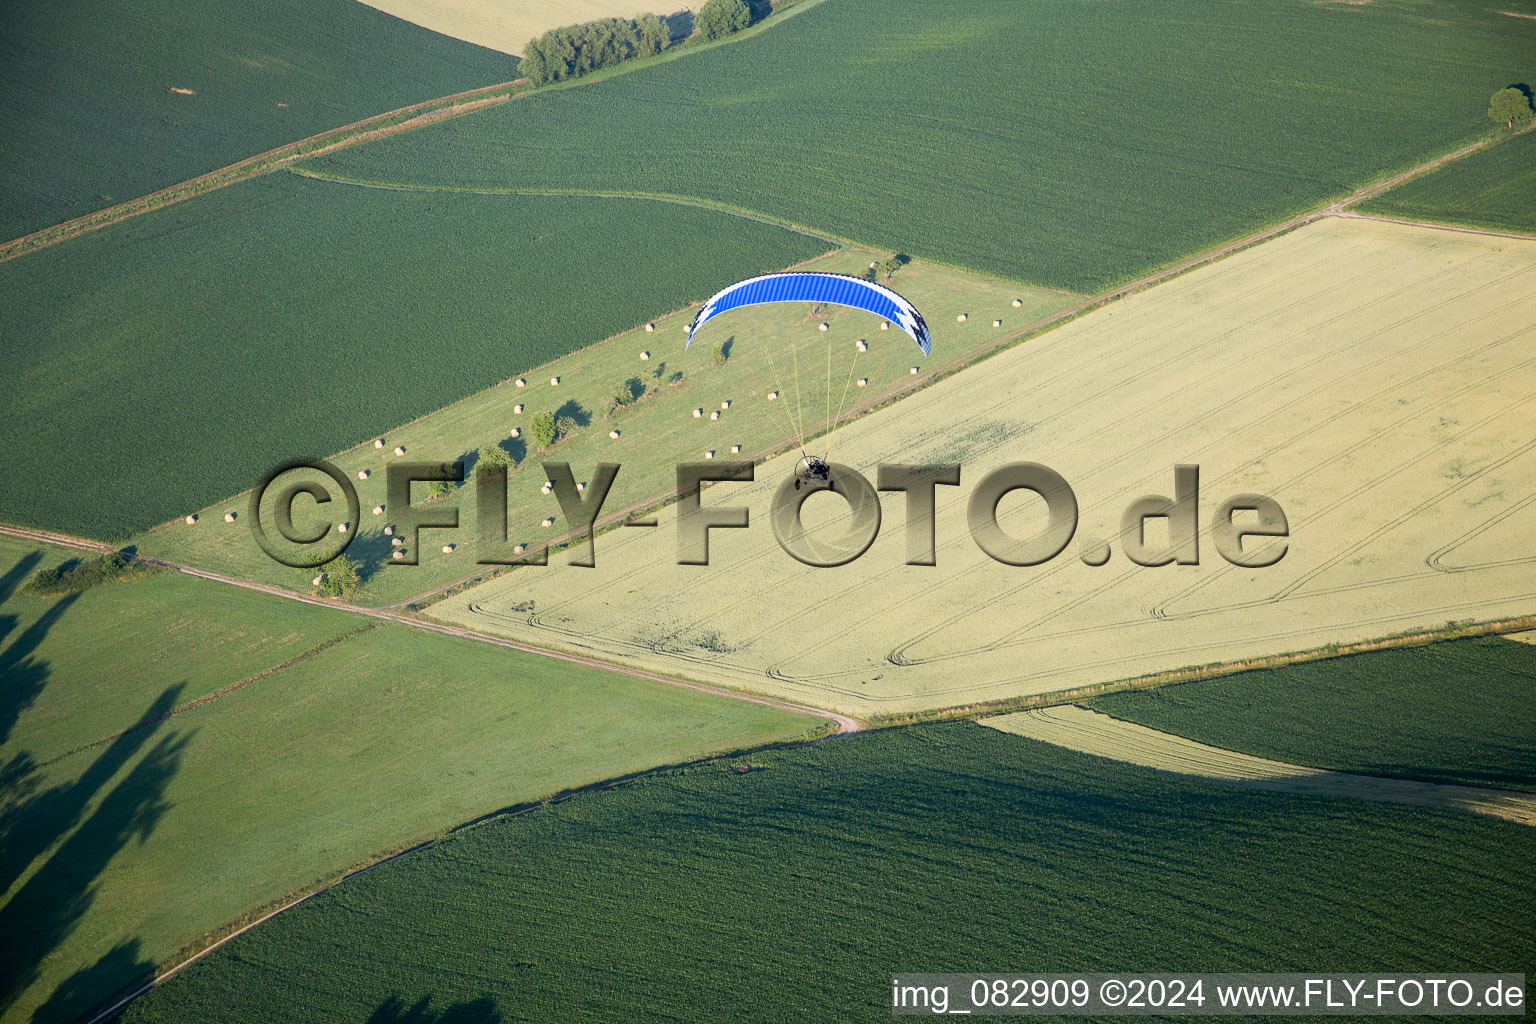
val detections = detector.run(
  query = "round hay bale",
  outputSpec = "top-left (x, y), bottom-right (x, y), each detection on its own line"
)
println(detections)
top-left (609, 429), bottom-right (620, 439)
top-left (383, 524), bottom-right (394, 536)
top-left (721, 400), bottom-right (731, 410)
top-left (910, 366), bottom-right (919, 375)
top-left (818, 323), bottom-right (829, 332)
top-left (442, 544), bottom-right (455, 554)
top-left (880, 321), bottom-right (889, 331)
top-left (510, 427), bottom-right (521, 439)
top-left (710, 410), bottom-right (720, 420)
top-left (358, 469), bottom-right (370, 481)
top-left (856, 340), bottom-right (867, 352)
top-left (731, 444), bottom-right (742, 454)
top-left (575, 481), bottom-right (586, 492)
top-left (392, 550), bottom-right (405, 560)
top-left (956, 313), bottom-right (968, 322)
top-left (391, 537), bottom-right (404, 547)
top-left (993, 319), bottom-right (1002, 327)
top-left (542, 517), bottom-right (555, 528)
top-left (640, 351), bottom-right (650, 360)
top-left (767, 391), bottom-right (779, 401)
top-left (704, 450), bottom-right (716, 459)
top-left (224, 511), bottom-right (236, 522)
top-left (693, 408), bottom-right (703, 418)
top-left (338, 522), bottom-right (349, 534)
top-left (1012, 298), bottom-right (1023, 308)
top-left (185, 514), bottom-right (198, 525)
top-left (313, 575), bottom-right (325, 586)
top-left (513, 404), bottom-right (524, 414)
top-left (374, 438), bottom-right (386, 449)
top-left (394, 446), bottom-right (406, 456)
top-left (644, 323), bottom-right (655, 333)
top-left (857, 378), bottom-right (868, 388)
top-left (549, 376), bottom-right (560, 386)
top-left (541, 485), bottom-right (552, 495)
top-left (372, 505), bottom-right (384, 515)
top-left (513, 544), bottom-right (525, 555)
top-left (515, 378), bottom-right (526, 388)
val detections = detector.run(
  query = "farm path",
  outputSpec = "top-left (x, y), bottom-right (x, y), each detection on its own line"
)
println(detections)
top-left (985, 706), bottom-right (1536, 827)
top-left (0, 522), bottom-right (861, 735)
top-left (1336, 210), bottom-right (1536, 241)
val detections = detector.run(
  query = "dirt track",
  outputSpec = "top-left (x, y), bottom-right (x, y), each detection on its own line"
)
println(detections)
top-left (0, 522), bottom-right (860, 736)
top-left (984, 705), bottom-right (1536, 827)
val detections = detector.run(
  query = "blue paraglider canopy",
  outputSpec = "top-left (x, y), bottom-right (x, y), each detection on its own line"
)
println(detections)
top-left (686, 272), bottom-right (932, 355)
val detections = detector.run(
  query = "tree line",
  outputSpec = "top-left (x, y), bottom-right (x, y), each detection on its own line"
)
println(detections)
top-left (520, 14), bottom-right (671, 86)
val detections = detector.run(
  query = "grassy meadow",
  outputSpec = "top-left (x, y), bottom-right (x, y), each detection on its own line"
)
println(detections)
top-left (0, 0), bottom-right (516, 240)
top-left (130, 246), bottom-right (1071, 606)
top-left (120, 722), bottom-right (1536, 1023)
top-left (0, 172), bottom-right (831, 541)
top-left (1088, 637), bottom-right (1536, 792)
top-left (0, 535), bottom-right (821, 1024)
top-left (306, 0), bottom-right (1536, 291)
top-left (1360, 129), bottom-right (1536, 234)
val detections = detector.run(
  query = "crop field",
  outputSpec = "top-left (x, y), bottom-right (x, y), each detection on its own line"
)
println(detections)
top-left (1086, 637), bottom-right (1536, 791)
top-left (131, 246), bottom-right (1071, 606)
top-left (0, 0), bottom-right (515, 240)
top-left (119, 723), bottom-right (1536, 1022)
top-left (305, 0), bottom-right (1536, 291)
top-left (0, 540), bottom-right (819, 1024)
top-left (1359, 129), bottom-right (1536, 235)
top-left (357, 0), bottom-right (678, 56)
top-left (0, 534), bottom-right (361, 765)
top-left (984, 706), bottom-right (1536, 826)
top-left (0, 172), bottom-right (830, 541)
top-left (436, 218), bottom-right (1536, 716)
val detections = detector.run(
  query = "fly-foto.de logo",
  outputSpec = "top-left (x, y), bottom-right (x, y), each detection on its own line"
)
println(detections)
top-left (247, 459), bottom-right (1288, 571)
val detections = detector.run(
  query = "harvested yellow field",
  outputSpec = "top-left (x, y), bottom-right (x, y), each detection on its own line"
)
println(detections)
top-left (436, 217), bottom-right (1536, 716)
top-left (357, 0), bottom-right (672, 56)
top-left (982, 706), bottom-right (1536, 827)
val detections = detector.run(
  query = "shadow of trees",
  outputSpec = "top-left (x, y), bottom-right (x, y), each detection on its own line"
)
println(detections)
top-left (368, 994), bottom-right (502, 1024)
top-left (0, 550), bottom-right (190, 1022)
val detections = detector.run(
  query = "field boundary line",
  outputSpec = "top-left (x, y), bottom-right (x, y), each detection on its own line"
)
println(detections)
top-left (0, 0), bottom-right (834, 266)
top-left (17, 622), bottom-right (383, 779)
top-left (866, 614), bottom-right (1536, 727)
top-left (1335, 210), bottom-right (1536, 241)
top-left (0, 523), bottom-right (860, 740)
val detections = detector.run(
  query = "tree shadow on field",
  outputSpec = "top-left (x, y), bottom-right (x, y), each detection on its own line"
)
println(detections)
top-left (554, 399), bottom-right (591, 428)
top-left (0, 549), bottom-right (52, 746)
top-left (1507, 82), bottom-right (1534, 106)
top-left (0, 683), bottom-right (191, 1023)
top-left (663, 10), bottom-right (693, 41)
top-left (368, 994), bottom-right (503, 1023)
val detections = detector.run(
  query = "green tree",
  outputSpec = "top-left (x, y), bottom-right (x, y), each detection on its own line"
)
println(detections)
top-left (876, 255), bottom-right (906, 281)
top-left (1487, 87), bottom-right (1534, 128)
top-left (314, 554), bottom-right (361, 598)
top-left (530, 410), bottom-right (558, 448)
top-left (711, 342), bottom-right (728, 366)
top-left (636, 13), bottom-right (670, 56)
top-left (697, 0), bottom-right (750, 40)
top-left (555, 414), bottom-right (578, 440)
top-left (475, 443), bottom-right (515, 477)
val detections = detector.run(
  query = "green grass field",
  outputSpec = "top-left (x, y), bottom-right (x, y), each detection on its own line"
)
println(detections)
top-left (1089, 638), bottom-right (1536, 792)
top-left (0, 535), bottom-right (820, 1024)
top-left (120, 722), bottom-right (1535, 1023)
top-left (1359, 129), bottom-right (1536, 234)
top-left (0, 0), bottom-right (516, 239)
top-left (0, 535), bottom-right (361, 765)
top-left (0, 172), bottom-right (831, 541)
top-left (305, 0), bottom-right (1536, 292)
top-left (130, 245), bottom-right (1071, 606)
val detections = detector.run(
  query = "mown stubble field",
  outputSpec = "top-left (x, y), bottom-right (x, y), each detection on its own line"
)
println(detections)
top-left (437, 217), bottom-right (1536, 716)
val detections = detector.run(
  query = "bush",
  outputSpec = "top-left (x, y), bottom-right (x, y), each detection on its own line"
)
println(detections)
top-left (311, 553), bottom-right (362, 598)
top-left (23, 550), bottom-right (163, 596)
top-left (530, 411), bottom-right (558, 448)
top-left (711, 342), bottom-right (728, 366)
top-left (697, 0), bottom-right (751, 41)
top-left (555, 415), bottom-right (579, 440)
top-left (475, 443), bottom-right (515, 477)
